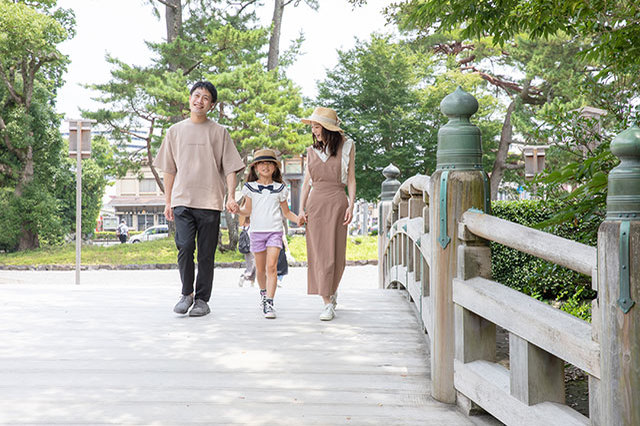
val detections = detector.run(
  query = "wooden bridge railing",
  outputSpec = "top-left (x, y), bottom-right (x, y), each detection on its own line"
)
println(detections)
top-left (378, 88), bottom-right (640, 426)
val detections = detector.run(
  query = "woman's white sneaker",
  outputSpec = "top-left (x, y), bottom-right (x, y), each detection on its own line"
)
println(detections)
top-left (319, 303), bottom-right (335, 321)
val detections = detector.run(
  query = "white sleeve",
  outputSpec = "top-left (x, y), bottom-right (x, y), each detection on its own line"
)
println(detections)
top-left (277, 183), bottom-right (288, 203)
top-left (241, 184), bottom-right (252, 199)
top-left (341, 139), bottom-right (353, 185)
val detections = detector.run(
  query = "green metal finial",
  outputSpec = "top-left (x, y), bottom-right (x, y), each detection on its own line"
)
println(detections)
top-left (606, 124), bottom-right (640, 220)
top-left (381, 163), bottom-right (401, 201)
top-left (436, 87), bottom-right (483, 171)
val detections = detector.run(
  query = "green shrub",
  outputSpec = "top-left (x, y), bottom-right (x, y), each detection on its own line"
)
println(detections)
top-left (491, 200), bottom-right (597, 307)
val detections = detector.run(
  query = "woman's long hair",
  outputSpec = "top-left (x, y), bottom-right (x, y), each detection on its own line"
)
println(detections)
top-left (312, 127), bottom-right (344, 157)
top-left (246, 161), bottom-right (283, 183)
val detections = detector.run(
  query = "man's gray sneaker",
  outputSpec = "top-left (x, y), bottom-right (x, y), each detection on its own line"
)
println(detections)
top-left (173, 294), bottom-right (194, 314)
top-left (189, 299), bottom-right (211, 317)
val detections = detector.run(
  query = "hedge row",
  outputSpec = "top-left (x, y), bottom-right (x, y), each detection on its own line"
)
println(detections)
top-left (94, 231), bottom-right (142, 240)
top-left (490, 199), bottom-right (599, 302)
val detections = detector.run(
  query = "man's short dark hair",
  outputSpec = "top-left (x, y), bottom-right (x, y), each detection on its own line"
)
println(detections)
top-left (190, 81), bottom-right (217, 103)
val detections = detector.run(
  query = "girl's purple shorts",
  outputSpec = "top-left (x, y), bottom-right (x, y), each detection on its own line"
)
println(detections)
top-left (250, 231), bottom-right (283, 253)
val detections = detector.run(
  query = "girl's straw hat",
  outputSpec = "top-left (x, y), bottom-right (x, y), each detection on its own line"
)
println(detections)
top-left (249, 148), bottom-right (280, 169)
top-left (301, 107), bottom-right (343, 132)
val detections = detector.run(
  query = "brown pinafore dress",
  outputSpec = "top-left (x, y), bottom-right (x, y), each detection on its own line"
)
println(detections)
top-left (305, 144), bottom-right (349, 296)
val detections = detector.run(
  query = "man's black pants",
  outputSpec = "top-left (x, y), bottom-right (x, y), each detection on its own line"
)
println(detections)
top-left (173, 206), bottom-right (220, 302)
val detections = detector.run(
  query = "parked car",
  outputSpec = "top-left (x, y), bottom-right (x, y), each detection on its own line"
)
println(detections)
top-left (129, 225), bottom-right (169, 243)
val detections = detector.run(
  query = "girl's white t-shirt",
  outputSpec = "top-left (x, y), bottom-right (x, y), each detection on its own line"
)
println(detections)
top-left (241, 181), bottom-right (288, 232)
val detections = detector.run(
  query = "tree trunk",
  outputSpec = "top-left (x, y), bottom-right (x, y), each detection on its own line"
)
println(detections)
top-left (17, 227), bottom-right (39, 251)
top-left (15, 147), bottom-right (39, 250)
top-left (164, 0), bottom-right (182, 43)
top-left (163, 0), bottom-right (182, 72)
top-left (267, 0), bottom-right (285, 71)
top-left (489, 99), bottom-right (516, 199)
top-left (218, 211), bottom-right (239, 252)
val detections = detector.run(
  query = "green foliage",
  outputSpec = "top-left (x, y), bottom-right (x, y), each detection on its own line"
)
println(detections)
top-left (491, 200), bottom-right (597, 304)
top-left (317, 34), bottom-right (500, 201)
top-left (0, 1), bottom-right (76, 250)
top-left (53, 137), bottom-right (118, 238)
top-left (287, 234), bottom-right (378, 262)
top-left (557, 286), bottom-right (592, 322)
top-left (0, 232), bottom-right (379, 265)
top-left (531, 101), bottom-right (634, 238)
top-left (86, 2), bottom-right (308, 182)
top-left (394, 0), bottom-right (640, 78)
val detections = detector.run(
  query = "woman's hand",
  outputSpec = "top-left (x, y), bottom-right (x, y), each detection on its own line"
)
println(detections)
top-left (343, 206), bottom-right (354, 226)
top-left (297, 213), bottom-right (306, 226)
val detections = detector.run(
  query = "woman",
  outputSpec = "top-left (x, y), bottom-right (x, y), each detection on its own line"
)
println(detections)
top-left (298, 107), bottom-right (356, 321)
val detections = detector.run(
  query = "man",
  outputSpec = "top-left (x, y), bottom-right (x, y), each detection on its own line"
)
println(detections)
top-left (117, 220), bottom-right (128, 244)
top-left (153, 81), bottom-right (244, 317)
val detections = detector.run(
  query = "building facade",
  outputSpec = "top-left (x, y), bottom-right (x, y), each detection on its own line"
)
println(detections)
top-left (107, 167), bottom-right (166, 231)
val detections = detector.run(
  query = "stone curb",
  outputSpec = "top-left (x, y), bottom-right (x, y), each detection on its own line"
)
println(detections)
top-left (0, 259), bottom-right (378, 271)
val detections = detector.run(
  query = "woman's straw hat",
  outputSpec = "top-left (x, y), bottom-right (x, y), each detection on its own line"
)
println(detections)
top-left (301, 107), bottom-right (343, 132)
top-left (249, 148), bottom-right (280, 169)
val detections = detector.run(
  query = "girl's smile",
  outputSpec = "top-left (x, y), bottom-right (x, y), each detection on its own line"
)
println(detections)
top-left (255, 161), bottom-right (276, 184)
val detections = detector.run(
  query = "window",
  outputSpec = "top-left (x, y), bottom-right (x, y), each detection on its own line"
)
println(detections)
top-left (121, 179), bottom-right (136, 195)
top-left (139, 178), bottom-right (157, 194)
top-left (137, 214), bottom-right (154, 231)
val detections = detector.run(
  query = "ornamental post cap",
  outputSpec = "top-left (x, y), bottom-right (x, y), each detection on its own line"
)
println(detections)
top-left (606, 124), bottom-right (640, 220)
top-left (440, 86), bottom-right (479, 119)
top-left (382, 163), bottom-right (401, 180)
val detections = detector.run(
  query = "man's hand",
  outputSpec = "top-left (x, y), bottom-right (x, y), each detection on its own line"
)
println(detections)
top-left (164, 204), bottom-right (174, 221)
top-left (226, 198), bottom-right (239, 214)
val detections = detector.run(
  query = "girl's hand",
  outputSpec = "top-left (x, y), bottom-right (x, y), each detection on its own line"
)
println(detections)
top-left (343, 206), bottom-right (354, 226)
top-left (297, 214), bottom-right (306, 226)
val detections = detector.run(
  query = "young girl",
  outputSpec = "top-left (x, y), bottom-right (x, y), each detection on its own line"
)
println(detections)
top-left (238, 148), bottom-right (298, 319)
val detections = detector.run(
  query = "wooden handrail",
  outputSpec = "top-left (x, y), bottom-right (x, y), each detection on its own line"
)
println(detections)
top-left (461, 210), bottom-right (596, 277)
top-left (391, 174), bottom-right (430, 208)
top-left (453, 276), bottom-right (600, 378)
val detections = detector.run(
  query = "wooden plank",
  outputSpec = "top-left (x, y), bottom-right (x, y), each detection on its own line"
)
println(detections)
top-left (422, 296), bottom-right (433, 337)
top-left (454, 360), bottom-right (589, 426)
top-left (453, 277), bottom-right (600, 379)
top-left (461, 210), bottom-right (595, 277)
top-left (509, 333), bottom-right (564, 405)
top-left (0, 268), bottom-right (480, 425)
top-left (430, 171), bottom-right (486, 404)
top-left (597, 221), bottom-right (640, 425)
top-left (407, 273), bottom-right (421, 309)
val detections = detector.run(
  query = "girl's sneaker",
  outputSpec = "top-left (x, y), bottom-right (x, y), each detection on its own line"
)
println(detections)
top-left (259, 289), bottom-right (267, 308)
top-left (264, 298), bottom-right (277, 319)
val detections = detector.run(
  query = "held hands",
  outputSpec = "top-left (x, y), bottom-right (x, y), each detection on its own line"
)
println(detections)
top-left (297, 212), bottom-right (308, 226)
top-left (226, 198), bottom-right (239, 214)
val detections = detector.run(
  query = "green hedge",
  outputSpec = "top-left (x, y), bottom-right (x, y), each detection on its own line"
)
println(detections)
top-left (490, 200), bottom-right (598, 306)
top-left (93, 231), bottom-right (141, 240)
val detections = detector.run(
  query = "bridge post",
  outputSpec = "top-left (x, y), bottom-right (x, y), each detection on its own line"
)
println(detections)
top-left (379, 164), bottom-right (401, 289)
top-left (598, 123), bottom-right (640, 425)
top-left (430, 87), bottom-right (488, 403)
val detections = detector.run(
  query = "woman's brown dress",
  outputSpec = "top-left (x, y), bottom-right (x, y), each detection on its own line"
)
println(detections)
top-left (305, 144), bottom-right (349, 296)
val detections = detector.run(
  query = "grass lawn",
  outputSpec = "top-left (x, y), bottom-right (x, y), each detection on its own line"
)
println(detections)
top-left (0, 234), bottom-right (378, 265)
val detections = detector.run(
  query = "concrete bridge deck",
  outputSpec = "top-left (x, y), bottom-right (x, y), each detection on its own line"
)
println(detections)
top-left (0, 266), bottom-right (497, 425)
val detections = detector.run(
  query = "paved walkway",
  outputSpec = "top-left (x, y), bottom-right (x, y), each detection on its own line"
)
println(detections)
top-left (0, 266), bottom-right (496, 425)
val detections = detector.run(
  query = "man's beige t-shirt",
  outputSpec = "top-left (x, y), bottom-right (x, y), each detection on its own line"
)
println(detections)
top-left (153, 119), bottom-right (245, 211)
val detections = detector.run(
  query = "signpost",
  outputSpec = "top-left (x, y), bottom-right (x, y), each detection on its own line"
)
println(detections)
top-left (67, 119), bottom-right (95, 285)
